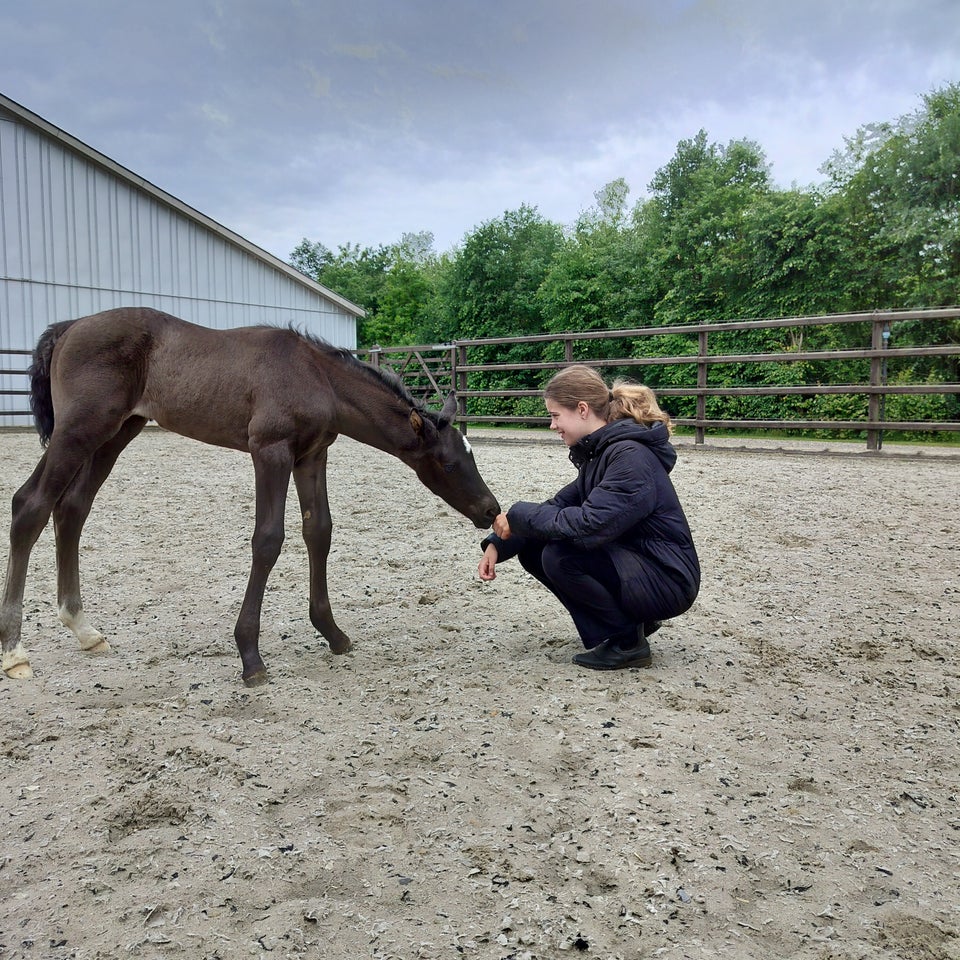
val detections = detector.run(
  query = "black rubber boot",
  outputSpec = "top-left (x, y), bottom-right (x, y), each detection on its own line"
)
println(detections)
top-left (572, 625), bottom-right (652, 670)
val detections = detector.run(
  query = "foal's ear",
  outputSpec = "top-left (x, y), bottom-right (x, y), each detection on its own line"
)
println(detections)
top-left (410, 409), bottom-right (439, 444)
top-left (437, 392), bottom-right (457, 427)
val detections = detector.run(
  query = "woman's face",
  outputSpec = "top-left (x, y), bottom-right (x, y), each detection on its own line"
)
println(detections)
top-left (546, 400), bottom-right (595, 447)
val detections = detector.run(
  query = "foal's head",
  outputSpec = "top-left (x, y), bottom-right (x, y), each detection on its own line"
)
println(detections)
top-left (409, 394), bottom-right (500, 529)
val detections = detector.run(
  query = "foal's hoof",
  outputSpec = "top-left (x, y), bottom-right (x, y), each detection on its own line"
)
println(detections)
top-left (83, 639), bottom-right (112, 655)
top-left (242, 668), bottom-right (269, 688)
top-left (2, 644), bottom-right (34, 679)
top-left (328, 637), bottom-right (353, 655)
top-left (4, 661), bottom-right (35, 680)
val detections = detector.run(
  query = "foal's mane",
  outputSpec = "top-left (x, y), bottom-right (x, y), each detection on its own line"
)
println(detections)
top-left (292, 326), bottom-right (432, 417)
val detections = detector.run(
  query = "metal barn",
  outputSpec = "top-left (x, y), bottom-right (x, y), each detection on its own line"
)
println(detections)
top-left (0, 92), bottom-right (364, 426)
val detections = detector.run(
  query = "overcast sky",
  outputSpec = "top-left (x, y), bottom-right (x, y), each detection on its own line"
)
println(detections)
top-left (1, 1), bottom-right (957, 261)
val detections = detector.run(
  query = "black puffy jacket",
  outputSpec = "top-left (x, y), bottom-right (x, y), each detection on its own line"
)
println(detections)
top-left (485, 419), bottom-right (700, 612)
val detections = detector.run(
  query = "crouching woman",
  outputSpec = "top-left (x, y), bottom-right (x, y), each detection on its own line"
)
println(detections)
top-left (478, 364), bottom-right (700, 670)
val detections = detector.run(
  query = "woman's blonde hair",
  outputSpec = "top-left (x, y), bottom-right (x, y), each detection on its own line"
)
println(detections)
top-left (544, 364), bottom-right (673, 434)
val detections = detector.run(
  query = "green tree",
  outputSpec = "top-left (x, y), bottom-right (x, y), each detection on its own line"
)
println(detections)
top-left (288, 240), bottom-right (391, 344)
top-left (538, 179), bottom-right (655, 333)
top-left (365, 258), bottom-right (437, 346)
top-left (822, 83), bottom-right (960, 309)
top-left (395, 230), bottom-right (436, 265)
top-left (439, 204), bottom-right (564, 340)
top-left (435, 205), bottom-right (564, 415)
top-left (644, 132), bottom-right (773, 326)
top-left (820, 83), bottom-right (960, 412)
top-left (289, 238), bottom-right (335, 279)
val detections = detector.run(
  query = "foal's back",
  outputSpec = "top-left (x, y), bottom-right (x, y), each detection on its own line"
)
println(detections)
top-left (52, 308), bottom-right (318, 453)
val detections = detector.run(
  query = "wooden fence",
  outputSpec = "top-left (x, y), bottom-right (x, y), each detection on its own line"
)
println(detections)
top-left (359, 308), bottom-right (960, 451)
top-left (3, 309), bottom-right (958, 450)
top-left (0, 348), bottom-right (32, 417)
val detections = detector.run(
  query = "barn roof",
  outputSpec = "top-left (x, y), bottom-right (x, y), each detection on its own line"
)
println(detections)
top-left (0, 92), bottom-right (365, 320)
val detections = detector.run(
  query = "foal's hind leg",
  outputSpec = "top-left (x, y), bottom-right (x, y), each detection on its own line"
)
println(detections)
top-left (1, 433), bottom-right (101, 678)
top-left (53, 417), bottom-right (146, 654)
top-left (0, 454), bottom-right (56, 678)
top-left (293, 449), bottom-right (352, 656)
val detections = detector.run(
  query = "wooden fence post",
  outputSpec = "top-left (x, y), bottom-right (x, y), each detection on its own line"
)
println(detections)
top-left (456, 344), bottom-right (468, 434)
top-left (867, 315), bottom-right (887, 451)
top-left (696, 330), bottom-right (708, 445)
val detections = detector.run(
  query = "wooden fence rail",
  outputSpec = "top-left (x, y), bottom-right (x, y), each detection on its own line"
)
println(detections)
top-left (0, 349), bottom-right (32, 413)
top-left (359, 308), bottom-right (960, 451)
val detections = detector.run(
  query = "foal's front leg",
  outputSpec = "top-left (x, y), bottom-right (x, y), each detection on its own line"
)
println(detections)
top-left (293, 450), bottom-right (351, 655)
top-left (235, 443), bottom-right (294, 686)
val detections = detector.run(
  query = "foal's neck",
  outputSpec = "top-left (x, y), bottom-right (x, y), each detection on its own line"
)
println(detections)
top-left (337, 392), bottom-right (422, 462)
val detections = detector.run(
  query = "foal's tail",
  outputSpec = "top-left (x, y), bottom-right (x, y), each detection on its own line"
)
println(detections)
top-left (29, 319), bottom-right (78, 447)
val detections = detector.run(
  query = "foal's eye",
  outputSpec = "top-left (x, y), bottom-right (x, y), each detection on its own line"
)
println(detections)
top-left (443, 462), bottom-right (457, 474)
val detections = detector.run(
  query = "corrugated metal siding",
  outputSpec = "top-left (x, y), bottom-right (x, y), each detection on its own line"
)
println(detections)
top-left (0, 106), bottom-right (359, 425)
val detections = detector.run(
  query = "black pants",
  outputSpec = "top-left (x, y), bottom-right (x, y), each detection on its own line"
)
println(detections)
top-left (518, 541), bottom-right (638, 648)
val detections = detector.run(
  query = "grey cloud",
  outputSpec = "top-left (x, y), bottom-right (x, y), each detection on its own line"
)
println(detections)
top-left (1, 0), bottom-right (956, 257)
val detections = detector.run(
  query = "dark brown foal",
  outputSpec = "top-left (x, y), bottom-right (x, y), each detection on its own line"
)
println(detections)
top-left (0, 308), bottom-right (499, 685)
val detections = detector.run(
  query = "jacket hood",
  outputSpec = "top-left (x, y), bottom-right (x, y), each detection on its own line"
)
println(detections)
top-left (569, 419), bottom-right (677, 473)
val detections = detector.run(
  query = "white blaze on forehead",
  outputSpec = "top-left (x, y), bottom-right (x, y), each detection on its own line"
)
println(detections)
top-left (462, 436), bottom-right (473, 455)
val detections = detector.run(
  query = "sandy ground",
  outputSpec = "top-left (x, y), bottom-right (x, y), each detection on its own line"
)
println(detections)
top-left (0, 427), bottom-right (957, 960)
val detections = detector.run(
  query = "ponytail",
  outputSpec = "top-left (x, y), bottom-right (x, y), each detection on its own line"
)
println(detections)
top-left (610, 380), bottom-right (673, 434)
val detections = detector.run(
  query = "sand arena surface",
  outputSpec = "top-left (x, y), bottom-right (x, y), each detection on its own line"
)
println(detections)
top-left (0, 428), bottom-right (958, 959)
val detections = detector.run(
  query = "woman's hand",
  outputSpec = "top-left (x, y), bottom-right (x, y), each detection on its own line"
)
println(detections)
top-left (478, 543), bottom-right (499, 581)
top-left (492, 512), bottom-right (512, 540)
